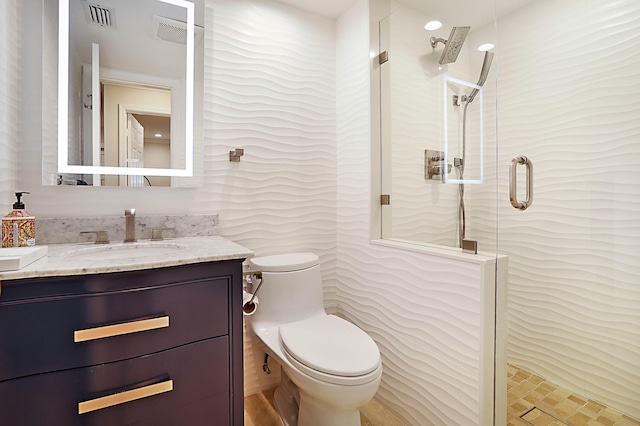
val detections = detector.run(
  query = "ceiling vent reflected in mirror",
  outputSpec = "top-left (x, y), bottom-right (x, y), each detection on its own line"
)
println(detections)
top-left (153, 15), bottom-right (188, 45)
top-left (153, 15), bottom-right (205, 45)
top-left (82, 1), bottom-right (116, 28)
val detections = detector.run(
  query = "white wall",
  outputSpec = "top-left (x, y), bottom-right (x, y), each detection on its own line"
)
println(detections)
top-left (41, 0), bottom-right (58, 185)
top-left (205, 0), bottom-right (338, 394)
top-left (0, 1), bottom-right (21, 213)
top-left (144, 141), bottom-right (171, 187)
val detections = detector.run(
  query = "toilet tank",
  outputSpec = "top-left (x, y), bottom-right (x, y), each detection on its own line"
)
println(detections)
top-left (248, 253), bottom-right (326, 325)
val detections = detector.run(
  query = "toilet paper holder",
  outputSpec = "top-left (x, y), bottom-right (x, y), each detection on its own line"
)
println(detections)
top-left (243, 272), bottom-right (263, 315)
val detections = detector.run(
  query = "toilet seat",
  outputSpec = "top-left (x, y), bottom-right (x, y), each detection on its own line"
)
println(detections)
top-left (279, 315), bottom-right (381, 386)
top-left (249, 252), bottom-right (319, 272)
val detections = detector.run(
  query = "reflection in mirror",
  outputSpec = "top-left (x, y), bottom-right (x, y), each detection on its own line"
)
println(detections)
top-left (42, 0), bottom-right (204, 187)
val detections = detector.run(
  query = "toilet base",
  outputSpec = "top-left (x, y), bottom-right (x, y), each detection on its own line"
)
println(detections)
top-left (273, 371), bottom-right (300, 426)
top-left (272, 370), bottom-right (363, 426)
top-left (274, 386), bottom-right (363, 426)
top-left (297, 392), bottom-right (361, 426)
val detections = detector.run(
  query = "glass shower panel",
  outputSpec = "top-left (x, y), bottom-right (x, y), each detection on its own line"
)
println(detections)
top-left (379, 1), bottom-right (497, 250)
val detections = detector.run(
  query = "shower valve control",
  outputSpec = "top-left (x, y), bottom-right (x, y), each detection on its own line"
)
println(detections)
top-left (425, 149), bottom-right (452, 181)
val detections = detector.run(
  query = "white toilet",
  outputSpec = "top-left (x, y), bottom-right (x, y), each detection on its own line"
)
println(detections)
top-left (246, 253), bottom-right (382, 426)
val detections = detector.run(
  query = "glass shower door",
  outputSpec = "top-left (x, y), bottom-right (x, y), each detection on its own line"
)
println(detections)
top-left (496, 0), bottom-right (640, 422)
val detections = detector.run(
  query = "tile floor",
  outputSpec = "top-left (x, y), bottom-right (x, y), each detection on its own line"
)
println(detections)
top-left (244, 387), bottom-right (404, 426)
top-left (507, 364), bottom-right (640, 426)
top-left (245, 365), bottom-right (640, 426)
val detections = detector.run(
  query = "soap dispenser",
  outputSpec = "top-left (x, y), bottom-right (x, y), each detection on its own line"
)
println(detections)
top-left (2, 192), bottom-right (36, 248)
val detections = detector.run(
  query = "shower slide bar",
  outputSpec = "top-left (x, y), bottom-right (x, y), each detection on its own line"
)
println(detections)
top-left (509, 156), bottom-right (533, 210)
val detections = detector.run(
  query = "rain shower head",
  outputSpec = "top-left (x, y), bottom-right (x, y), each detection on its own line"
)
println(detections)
top-left (430, 26), bottom-right (470, 65)
top-left (467, 50), bottom-right (494, 103)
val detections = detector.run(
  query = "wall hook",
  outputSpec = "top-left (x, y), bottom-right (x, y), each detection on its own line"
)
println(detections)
top-left (229, 148), bottom-right (244, 162)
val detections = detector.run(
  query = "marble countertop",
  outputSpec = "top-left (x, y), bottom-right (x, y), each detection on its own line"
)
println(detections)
top-left (0, 236), bottom-right (254, 283)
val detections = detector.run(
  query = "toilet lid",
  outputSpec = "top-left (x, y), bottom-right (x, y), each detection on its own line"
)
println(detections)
top-left (249, 252), bottom-right (319, 272)
top-left (279, 315), bottom-right (380, 377)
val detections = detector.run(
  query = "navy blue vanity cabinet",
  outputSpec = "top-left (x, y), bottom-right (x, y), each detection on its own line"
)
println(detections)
top-left (0, 260), bottom-right (245, 426)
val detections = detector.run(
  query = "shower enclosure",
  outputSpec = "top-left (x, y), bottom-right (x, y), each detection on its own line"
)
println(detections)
top-left (379, 0), bottom-right (640, 423)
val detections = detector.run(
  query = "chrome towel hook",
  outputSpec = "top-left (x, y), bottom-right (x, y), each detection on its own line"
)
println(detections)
top-left (229, 148), bottom-right (244, 162)
top-left (509, 156), bottom-right (533, 210)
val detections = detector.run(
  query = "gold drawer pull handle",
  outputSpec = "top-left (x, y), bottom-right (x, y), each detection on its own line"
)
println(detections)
top-left (78, 379), bottom-right (173, 414)
top-left (74, 316), bottom-right (169, 343)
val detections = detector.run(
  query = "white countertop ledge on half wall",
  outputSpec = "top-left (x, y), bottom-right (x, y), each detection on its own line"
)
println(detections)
top-left (371, 238), bottom-right (507, 265)
top-left (0, 236), bottom-right (254, 283)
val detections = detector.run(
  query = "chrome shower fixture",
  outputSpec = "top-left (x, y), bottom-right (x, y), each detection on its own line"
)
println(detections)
top-left (452, 50), bottom-right (495, 106)
top-left (430, 26), bottom-right (470, 65)
top-left (466, 51), bottom-right (494, 103)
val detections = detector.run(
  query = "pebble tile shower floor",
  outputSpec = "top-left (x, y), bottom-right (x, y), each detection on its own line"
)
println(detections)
top-left (507, 364), bottom-right (639, 426)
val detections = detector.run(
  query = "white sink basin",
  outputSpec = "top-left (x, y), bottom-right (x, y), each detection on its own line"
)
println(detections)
top-left (66, 242), bottom-right (186, 260)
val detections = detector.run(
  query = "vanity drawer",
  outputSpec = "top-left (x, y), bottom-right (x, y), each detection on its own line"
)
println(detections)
top-left (0, 277), bottom-right (229, 381)
top-left (0, 337), bottom-right (231, 426)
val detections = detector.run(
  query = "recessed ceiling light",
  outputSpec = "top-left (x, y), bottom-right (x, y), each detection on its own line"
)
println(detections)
top-left (424, 20), bottom-right (443, 31)
top-left (478, 43), bottom-right (495, 51)
top-left (155, 133), bottom-right (162, 137)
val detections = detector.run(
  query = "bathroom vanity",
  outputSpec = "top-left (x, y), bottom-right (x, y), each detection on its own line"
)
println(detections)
top-left (0, 237), bottom-right (252, 426)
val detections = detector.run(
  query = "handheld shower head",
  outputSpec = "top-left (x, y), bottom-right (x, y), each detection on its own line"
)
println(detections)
top-left (430, 26), bottom-right (470, 65)
top-left (467, 51), bottom-right (494, 103)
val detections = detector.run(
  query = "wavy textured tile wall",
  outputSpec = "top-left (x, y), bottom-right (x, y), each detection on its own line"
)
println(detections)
top-left (0, 1), bottom-right (19, 209)
top-left (210, 0), bottom-right (502, 421)
top-left (41, 0), bottom-right (58, 186)
top-left (489, 0), bottom-right (640, 418)
top-left (205, 0), bottom-right (338, 395)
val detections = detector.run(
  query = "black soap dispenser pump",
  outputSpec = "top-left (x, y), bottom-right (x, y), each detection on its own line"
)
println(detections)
top-left (2, 192), bottom-right (36, 248)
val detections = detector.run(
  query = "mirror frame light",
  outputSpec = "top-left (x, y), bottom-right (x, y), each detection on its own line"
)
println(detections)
top-left (57, 0), bottom-right (194, 177)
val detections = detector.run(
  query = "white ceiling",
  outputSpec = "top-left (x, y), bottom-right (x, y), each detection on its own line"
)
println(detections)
top-left (274, 0), bottom-right (533, 27)
top-left (274, 0), bottom-right (357, 19)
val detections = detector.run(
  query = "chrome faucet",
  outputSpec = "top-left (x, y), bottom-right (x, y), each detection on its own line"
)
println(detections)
top-left (124, 209), bottom-right (136, 242)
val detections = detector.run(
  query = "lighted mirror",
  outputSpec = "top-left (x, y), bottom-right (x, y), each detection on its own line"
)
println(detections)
top-left (43, 0), bottom-right (204, 187)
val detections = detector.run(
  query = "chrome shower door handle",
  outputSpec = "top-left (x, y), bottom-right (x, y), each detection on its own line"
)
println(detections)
top-left (509, 156), bottom-right (533, 210)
